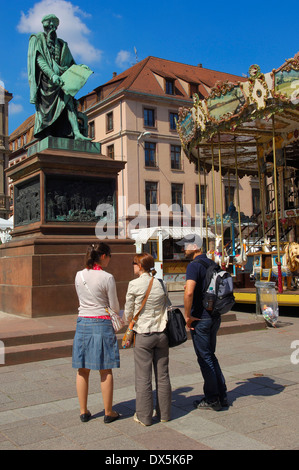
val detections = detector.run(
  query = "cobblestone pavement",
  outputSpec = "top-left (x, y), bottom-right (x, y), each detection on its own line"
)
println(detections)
top-left (1, 306), bottom-right (299, 452)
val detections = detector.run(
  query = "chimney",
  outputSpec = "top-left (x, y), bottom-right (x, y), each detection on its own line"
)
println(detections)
top-left (112, 72), bottom-right (117, 78)
top-left (197, 63), bottom-right (203, 68)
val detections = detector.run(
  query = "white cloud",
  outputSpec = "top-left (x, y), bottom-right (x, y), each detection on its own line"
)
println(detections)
top-left (17, 0), bottom-right (102, 64)
top-left (115, 50), bottom-right (134, 69)
top-left (9, 103), bottom-right (24, 115)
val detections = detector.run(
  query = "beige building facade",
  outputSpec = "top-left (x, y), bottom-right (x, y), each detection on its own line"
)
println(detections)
top-left (78, 57), bottom-right (258, 242)
top-left (0, 84), bottom-right (12, 219)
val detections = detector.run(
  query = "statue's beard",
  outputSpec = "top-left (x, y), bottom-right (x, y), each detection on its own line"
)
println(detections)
top-left (46, 29), bottom-right (57, 56)
top-left (47, 29), bottom-right (57, 43)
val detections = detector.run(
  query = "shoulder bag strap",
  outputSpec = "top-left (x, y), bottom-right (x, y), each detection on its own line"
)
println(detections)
top-left (158, 278), bottom-right (172, 305)
top-left (132, 277), bottom-right (154, 323)
top-left (190, 258), bottom-right (214, 293)
top-left (80, 271), bottom-right (98, 301)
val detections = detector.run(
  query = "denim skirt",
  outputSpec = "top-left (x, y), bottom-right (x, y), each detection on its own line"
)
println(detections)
top-left (72, 317), bottom-right (120, 370)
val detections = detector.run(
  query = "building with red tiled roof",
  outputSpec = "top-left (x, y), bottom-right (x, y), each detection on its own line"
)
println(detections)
top-left (9, 57), bottom-right (259, 272)
top-left (77, 57), bottom-right (257, 245)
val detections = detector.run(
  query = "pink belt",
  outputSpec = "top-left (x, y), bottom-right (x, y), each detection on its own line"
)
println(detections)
top-left (80, 316), bottom-right (111, 320)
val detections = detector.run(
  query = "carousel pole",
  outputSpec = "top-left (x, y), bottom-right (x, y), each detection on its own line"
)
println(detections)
top-left (256, 140), bottom-right (266, 240)
top-left (211, 140), bottom-right (218, 241)
top-left (272, 115), bottom-right (283, 294)
top-left (197, 147), bottom-right (204, 248)
top-left (234, 137), bottom-right (243, 260)
top-left (227, 163), bottom-right (235, 273)
top-left (218, 133), bottom-right (226, 270)
top-left (204, 161), bottom-right (209, 253)
top-left (197, 147), bottom-right (202, 208)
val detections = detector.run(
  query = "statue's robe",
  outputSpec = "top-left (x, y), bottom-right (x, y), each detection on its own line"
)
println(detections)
top-left (28, 32), bottom-right (75, 139)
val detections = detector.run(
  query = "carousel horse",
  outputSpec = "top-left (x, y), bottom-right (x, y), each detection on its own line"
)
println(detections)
top-left (261, 237), bottom-right (272, 252)
top-left (233, 240), bottom-right (247, 268)
top-left (207, 235), bottom-right (230, 268)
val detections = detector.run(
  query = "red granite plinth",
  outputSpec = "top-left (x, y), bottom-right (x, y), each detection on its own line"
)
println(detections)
top-left (1, 139), bottom-right (135, 318)
top-left (0, 235), bottom-right (135, 317)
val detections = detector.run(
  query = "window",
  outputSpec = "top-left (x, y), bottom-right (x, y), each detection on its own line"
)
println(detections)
top-left (252, 188), bottom-right (260, 215)
top-left (144, 142), bottom-right (156, 167)
top-left (23, 133), bottom-right (27, 145)
top-left (144, 108), bottom-right (155, 127)
top-left (145, 181), bottom-right (158, 210)
top-left (88, 121), bottom-right (95, 139)
top-left (225, 186), bottom-right (235, 212)
top-left (165, 79), bottom-right (174, 95)
top-left (171, 145), bottom-right (181, 170)
top-left (196, 184), bottom-right (206, 213)
top-left (169, 112), bottom-right (178, 130)
top-left (106, 112), bottom-right (113, 132)
top-left (143, 241), bottom-right (158, 260)
top-left (189, 83), bottom-right (198, 98)
top-left (171, 183), bottom-right (183, 210)
top-left (107, 144), bottom-right (114, 159)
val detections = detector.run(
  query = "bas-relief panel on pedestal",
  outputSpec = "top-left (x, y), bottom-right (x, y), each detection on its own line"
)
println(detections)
top-left (45, 175), bottom-right (116, 223)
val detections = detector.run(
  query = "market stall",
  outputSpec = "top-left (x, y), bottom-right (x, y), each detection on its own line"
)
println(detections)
top-left (130, 226), bottom-right (215, 288)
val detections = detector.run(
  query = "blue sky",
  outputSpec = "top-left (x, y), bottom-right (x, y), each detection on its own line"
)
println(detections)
top-left (1, 0), bottom-right (298, 134)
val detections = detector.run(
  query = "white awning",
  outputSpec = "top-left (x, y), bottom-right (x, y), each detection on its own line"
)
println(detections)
top-left (0, 216), bottom-right (13, 230)
top-left (130, 226), bottom-right (215, 245)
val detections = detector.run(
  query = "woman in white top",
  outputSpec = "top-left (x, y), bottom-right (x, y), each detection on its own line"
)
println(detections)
top-left (72, 242), bottom-right (120, 424)
top-left (124, 253), bottom-right (172, 426)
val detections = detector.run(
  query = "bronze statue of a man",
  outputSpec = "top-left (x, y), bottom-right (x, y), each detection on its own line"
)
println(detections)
top-left (28, 14), bottom-right (90, 141)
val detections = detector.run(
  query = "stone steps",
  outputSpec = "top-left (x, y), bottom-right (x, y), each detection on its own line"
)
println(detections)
top-left (1, 312), bottom-right (266, 367)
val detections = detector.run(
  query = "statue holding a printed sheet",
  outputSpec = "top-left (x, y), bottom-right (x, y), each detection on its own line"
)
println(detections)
top-left (28, 14), bottom-right (93, 141)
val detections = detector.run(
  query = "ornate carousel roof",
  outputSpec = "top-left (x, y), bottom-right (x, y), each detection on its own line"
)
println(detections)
top-left (177, 53), bottom-right (299, 177)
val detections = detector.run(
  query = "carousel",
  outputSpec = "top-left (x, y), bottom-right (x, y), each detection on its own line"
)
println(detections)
top-left (177, 52), bottom-right (299, 307)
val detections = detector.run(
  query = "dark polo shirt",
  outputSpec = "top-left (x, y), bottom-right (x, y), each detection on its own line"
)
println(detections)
top-left (185, 254), bottom-right (215, 319)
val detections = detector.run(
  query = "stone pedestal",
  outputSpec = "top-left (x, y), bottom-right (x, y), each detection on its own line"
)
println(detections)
top-left (0, 138), bottom-right (134, 317)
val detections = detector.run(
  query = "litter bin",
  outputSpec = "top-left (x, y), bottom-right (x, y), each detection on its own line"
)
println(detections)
top-left (255, 281), bottom-right (279, 326)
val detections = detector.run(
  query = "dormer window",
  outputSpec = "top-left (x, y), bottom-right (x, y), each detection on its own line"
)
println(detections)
top-left (189, 83), bottom-right (198, 98)
top-left (165, 79), bottom-right (174, 95)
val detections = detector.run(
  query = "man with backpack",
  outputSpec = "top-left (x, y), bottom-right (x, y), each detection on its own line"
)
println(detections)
top-left (177, 234), bottom-right (228, 411)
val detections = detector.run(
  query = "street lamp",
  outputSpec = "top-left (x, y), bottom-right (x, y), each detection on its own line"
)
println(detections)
top-left (137, 131), bottom-right (152, 143)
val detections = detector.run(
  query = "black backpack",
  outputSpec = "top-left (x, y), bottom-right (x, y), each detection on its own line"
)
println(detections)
top-left (194, 258), bottom-right (235, 316)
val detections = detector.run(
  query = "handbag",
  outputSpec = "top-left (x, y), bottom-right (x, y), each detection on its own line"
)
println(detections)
top-left (105, 306), bottom-right (125, 333)
top-left (122, 277), bottom-right (154, 349)
top-left (158, 279), bottom-right (187, 348)
top-left (165, 307), bottom-right (187, 347)
top-left (80, 271), bottom-right (124, 333)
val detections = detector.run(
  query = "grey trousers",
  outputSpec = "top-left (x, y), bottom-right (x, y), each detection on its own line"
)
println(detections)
top-left (134, 332), bottom-right (172, 425)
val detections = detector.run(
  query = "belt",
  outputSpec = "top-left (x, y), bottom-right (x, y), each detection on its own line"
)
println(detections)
top-left (79, 316), bottom-right (111, 320)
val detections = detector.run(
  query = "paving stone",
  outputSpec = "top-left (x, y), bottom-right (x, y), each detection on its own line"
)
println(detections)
top-left (200, 430), bottom-right (273, 450)
top-left (2, 422), bottom-right (61, 446)
top-left (1, 308), bottom-right (299, 450)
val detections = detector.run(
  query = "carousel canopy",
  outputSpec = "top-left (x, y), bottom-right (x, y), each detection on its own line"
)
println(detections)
top-left (177, 53), bottom-right (299, 177)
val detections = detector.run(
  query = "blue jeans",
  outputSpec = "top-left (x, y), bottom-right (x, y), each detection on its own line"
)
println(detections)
top-left (191, 315), bottom-right (227, 403)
